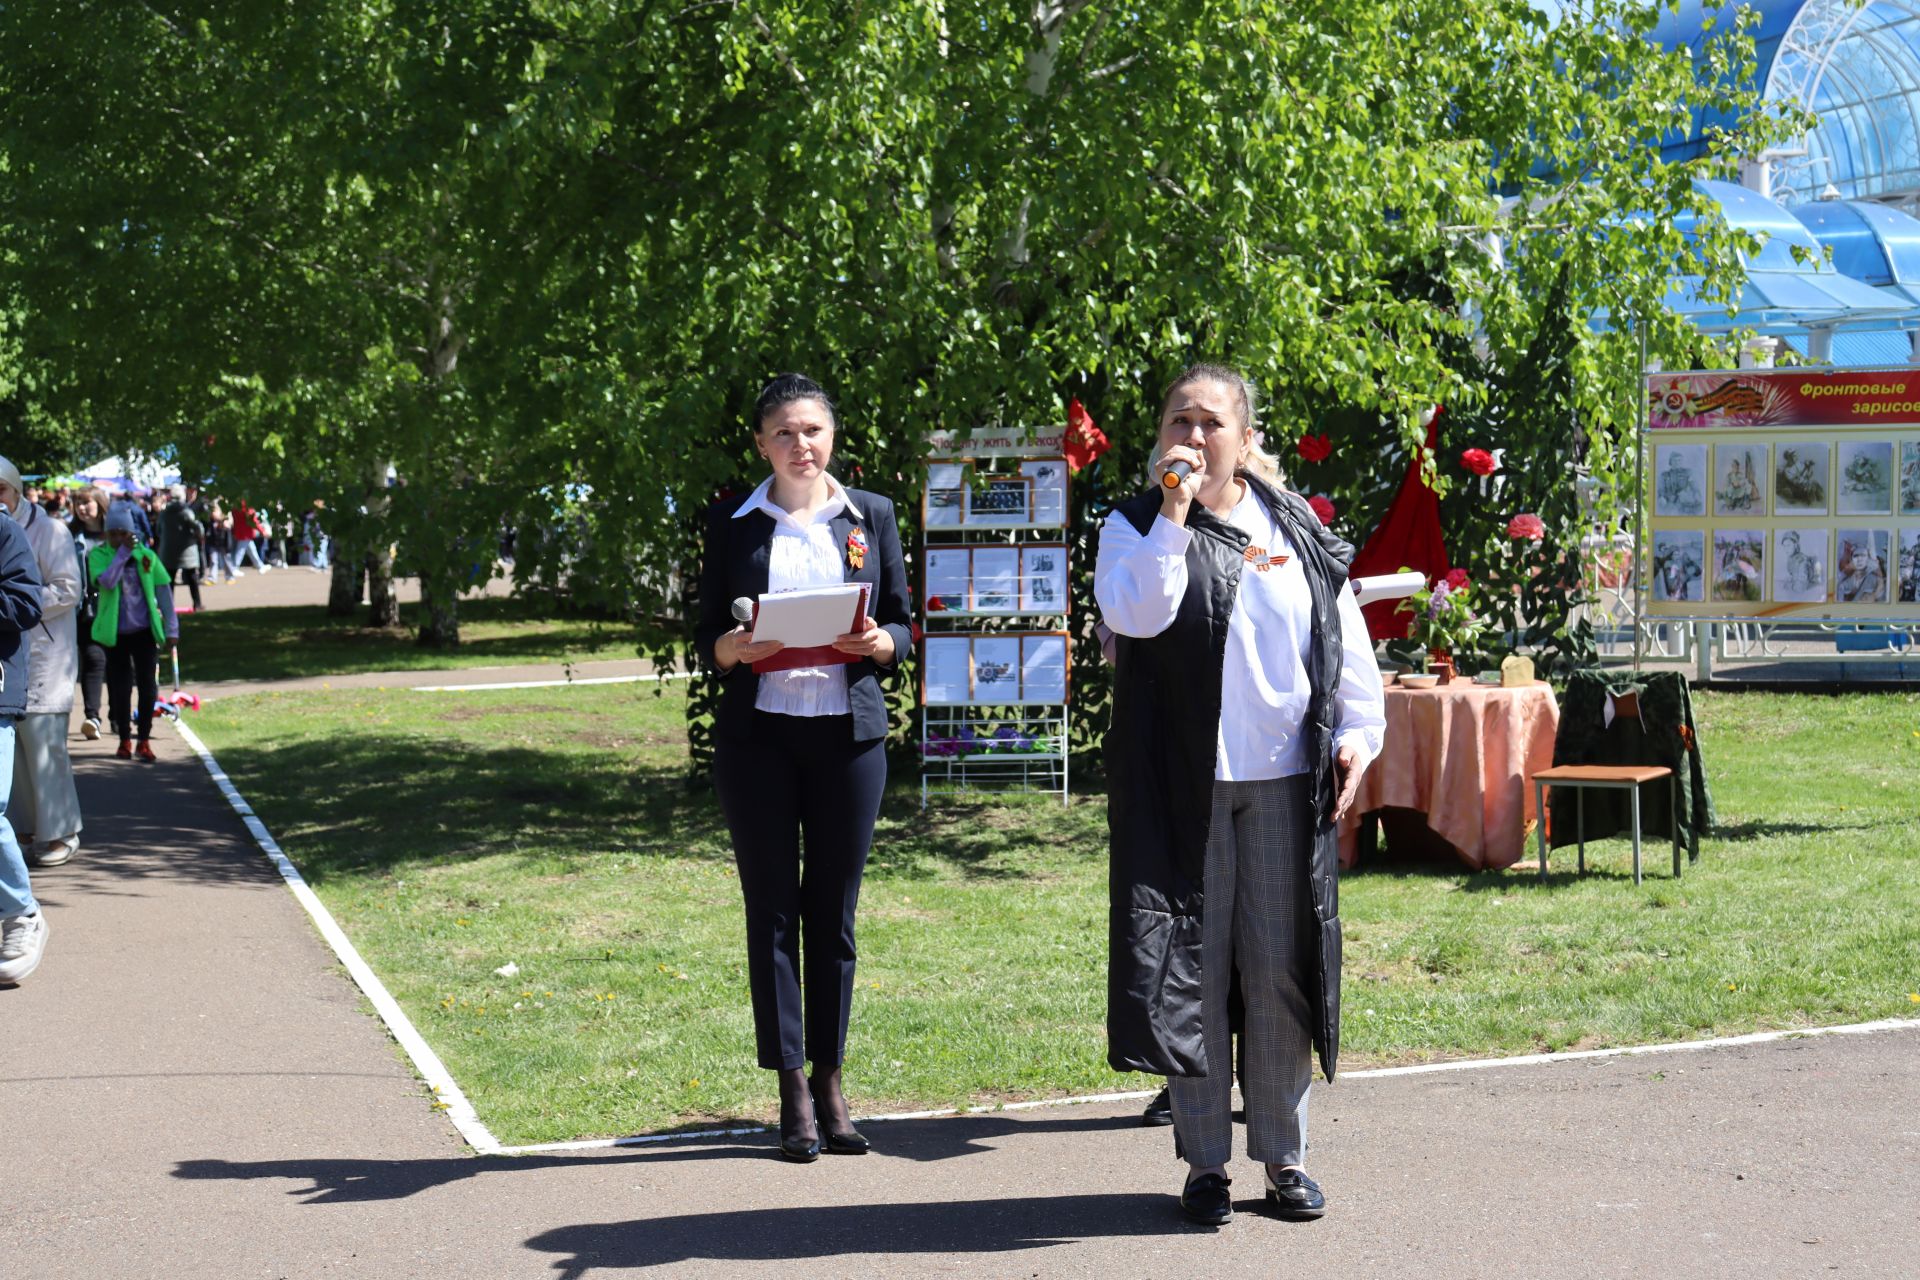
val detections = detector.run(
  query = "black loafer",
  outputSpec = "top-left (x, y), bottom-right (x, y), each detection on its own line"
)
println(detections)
top-left (823, 1128), bottom-right (870, 1155)
top-left (1264, 1167), bottom-right (1326, 1219)
top-left (1179, 1172), bottom-right (1233, 1225)
top-left (1140, 1087), bottom-right (1174, 1127)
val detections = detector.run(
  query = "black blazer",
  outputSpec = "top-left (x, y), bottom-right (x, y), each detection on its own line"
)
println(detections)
top-left (696, 486), bottom-right (914, 743)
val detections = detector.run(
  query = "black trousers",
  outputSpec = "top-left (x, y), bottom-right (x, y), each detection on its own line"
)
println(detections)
top-left (714, 711), bottom-right (887, 1071)
top-left (78, 630), bottom-right (108, 721)
top-left (104, 629), bottom-right (160, 743)
top-left (176, 566), bottom-right (203, 611)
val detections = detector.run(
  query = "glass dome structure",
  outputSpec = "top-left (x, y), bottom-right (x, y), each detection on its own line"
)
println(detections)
top-left (1656, 0), bottom-right (1920, 206)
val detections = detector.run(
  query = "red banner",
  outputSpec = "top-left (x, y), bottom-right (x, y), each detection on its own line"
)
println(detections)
top-left (1648, 368), bottom-right (1920, 430)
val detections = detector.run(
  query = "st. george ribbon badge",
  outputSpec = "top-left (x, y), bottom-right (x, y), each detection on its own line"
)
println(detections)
top-left (1244, 545), bottom-right (1288, 573)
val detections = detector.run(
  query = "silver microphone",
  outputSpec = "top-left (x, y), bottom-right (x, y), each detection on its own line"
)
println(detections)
top-left (1159, 460), bottom-right (1193, 490)
top-left (731, 596), bottom-right (755, 624)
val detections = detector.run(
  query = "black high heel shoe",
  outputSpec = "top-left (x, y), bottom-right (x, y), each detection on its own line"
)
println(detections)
top-left (778, 1075), bottom-right (820, 1163)
top-left (823, 1127), bottom-right (871, 1155)
top-left (810, 1076), bottom-right (871, 1155)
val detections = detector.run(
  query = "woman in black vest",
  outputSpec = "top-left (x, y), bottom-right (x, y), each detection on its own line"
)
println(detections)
top-left (1095, 364), bottom-right (1385, 1225)
top-left (695, 374), bottom-right (913, 1162)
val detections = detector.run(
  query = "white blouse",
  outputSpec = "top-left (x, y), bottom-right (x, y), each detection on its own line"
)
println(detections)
top-left (735, 474), bottom-right (859, 718)
top-left (1094, 483), bottom-right (1386, 783)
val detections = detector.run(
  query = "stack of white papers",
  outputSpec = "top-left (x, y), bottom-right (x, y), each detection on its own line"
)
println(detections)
top-left (749, 584), bottom-right (869, 647)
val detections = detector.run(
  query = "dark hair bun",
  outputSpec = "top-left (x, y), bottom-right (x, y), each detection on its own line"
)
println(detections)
top-left (753, 373), bottom-right (837, 433)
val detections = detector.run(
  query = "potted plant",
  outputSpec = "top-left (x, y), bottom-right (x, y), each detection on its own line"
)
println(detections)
top-left (1396, 568), bottom-right (1487, 684)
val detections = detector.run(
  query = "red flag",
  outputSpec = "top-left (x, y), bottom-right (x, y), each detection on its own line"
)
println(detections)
top-left (1064, 397), bottom-right (1111, 473)
top-left (1349, 410), bottom-right (1451, 642)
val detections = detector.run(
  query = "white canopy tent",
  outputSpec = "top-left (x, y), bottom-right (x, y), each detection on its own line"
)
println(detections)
top-left (76, 454), bottom-right (180, 494)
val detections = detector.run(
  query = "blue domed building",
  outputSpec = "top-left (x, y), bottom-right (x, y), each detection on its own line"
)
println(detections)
top-left (1652, 1), bottom-right (1920, 362)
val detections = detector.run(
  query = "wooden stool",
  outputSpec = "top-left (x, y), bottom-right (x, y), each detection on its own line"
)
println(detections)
top-left (1531, 764), bottom-right (1679, 885)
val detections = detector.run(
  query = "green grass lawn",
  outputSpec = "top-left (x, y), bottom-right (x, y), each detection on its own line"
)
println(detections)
top-left (186, 685), bottom-right (1920, 1146)
top-left (182, 595), bottom-right (643, 683)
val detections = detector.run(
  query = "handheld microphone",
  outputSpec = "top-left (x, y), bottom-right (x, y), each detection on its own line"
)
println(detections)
top-left (731, 597), bottom-right (755, 625)
top-left (1160, 460), bottom-right (1193, 490)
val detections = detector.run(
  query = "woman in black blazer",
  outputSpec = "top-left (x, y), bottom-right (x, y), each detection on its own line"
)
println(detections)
top-left (695, 373), bottom-right (913, 1162)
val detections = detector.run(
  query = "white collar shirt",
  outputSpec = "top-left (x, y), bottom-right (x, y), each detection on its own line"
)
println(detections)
top-left (1093, 482), bottom-right (1385, 782)
top-left (734, 475), bottom-right (862, 718)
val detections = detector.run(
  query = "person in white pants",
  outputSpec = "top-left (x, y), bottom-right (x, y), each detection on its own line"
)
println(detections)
top-left (0, 458), bottom-right (82, 869)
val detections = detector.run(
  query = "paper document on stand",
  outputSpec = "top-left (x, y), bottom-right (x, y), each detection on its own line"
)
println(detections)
top-left (749, 584), bottom-right (870, 647)
top-left (1352, 571), bottom-right (1427, 607)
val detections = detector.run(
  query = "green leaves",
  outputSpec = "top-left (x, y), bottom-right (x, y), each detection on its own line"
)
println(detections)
top-left (1, 0), bottom-right (1797, 725)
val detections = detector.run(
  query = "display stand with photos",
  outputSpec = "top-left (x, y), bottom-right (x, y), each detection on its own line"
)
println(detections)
top-left (919, 449), bottom-right (1071, 806)
top-left (1640, 367), bottom-right (1920, 666)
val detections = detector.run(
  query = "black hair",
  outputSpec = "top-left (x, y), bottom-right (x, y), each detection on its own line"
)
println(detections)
top-left (752, 373), bottom-right (838, 433)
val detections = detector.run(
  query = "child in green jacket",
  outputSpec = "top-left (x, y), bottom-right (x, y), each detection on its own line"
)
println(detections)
top-left (87, 505), bottom-right (178, 762)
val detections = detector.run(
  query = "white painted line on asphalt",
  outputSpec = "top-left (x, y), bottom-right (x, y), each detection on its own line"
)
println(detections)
top-left (494, 1017), bottom-right (1920, 1155)
top-left (172, 719), bottom-right (506, 1156)
top-left (411, 673), bottom-right (691, 692)
top-left (1340, 1015), bottom-right (1920, 1080)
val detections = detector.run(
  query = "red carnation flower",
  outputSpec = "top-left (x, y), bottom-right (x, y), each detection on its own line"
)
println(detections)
top-left (1307, 494), bottom-right (1337, 526)
top-left (1064, 397), bottom-right (1112, 473)
top-left (1507, 513), bottom-right (1546, 541)
top-left (1444, 568), bottom-right (1470, 590)
top-left (1296, 433), bottom-right (1333, 463)
top-left (1460, 448), bottom-right (1497, 477)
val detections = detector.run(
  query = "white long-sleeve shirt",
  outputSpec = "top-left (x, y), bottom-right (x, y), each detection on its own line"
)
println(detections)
top-left (1094, 484), bottom-right (1386, 783)
top-left (735, 474), bottom-right (859, 718)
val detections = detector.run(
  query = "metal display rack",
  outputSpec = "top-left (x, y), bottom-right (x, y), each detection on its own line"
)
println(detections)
top-left (919, 450), bottom-right (1071, 806)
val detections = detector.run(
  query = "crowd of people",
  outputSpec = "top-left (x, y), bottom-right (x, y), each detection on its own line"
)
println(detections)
top-left (0, 462), bottom-right (344, 988)
top-left (27, 483), bottom-right (333, 589)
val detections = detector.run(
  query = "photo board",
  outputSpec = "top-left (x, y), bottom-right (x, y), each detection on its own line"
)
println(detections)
top-left (920, 459), bottom-right (1069, 531)
top-left (918, 631), bottom-right (1072, 706)
top-left (920, 543), bottom-right (1069, 615)
top-left (1644, 368), bottom-right (1920, 622)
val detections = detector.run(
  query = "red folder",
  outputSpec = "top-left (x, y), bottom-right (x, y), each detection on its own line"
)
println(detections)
top-left (750, 584), bottom-right (872, 673)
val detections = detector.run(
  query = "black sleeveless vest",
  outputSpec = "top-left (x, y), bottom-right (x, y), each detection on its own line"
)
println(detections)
top-left (1102, 473), bottom-right (1353, 1081)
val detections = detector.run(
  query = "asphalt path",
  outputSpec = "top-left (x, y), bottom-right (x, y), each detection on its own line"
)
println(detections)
top-left (4, 718), bottom-right (1915, 1278)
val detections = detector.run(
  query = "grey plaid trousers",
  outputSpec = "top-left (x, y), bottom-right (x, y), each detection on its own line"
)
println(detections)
top-left (1169, 773), bottom-right (1316, 1169)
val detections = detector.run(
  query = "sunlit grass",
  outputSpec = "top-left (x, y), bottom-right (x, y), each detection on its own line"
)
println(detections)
top-left (188, 685), bottom-right (1920, 1145)
top-left (183, 595), bottom-right (641, 682)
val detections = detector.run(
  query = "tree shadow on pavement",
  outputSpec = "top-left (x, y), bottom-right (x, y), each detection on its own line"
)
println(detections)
top-left (170, 1111), bottom-right (1153, 1205)
top-left (171, 1149), bottom-right (745, 1205)
top-left (525, 1194), bottom-right (1196, 1276)
top-left (36, 749), bottom-right (286, 899)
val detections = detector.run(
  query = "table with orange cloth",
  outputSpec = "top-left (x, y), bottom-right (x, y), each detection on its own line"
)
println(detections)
top-left (1338, 680), bottom-right (1560, 871)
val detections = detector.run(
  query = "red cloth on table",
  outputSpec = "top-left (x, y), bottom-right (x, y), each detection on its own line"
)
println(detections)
top-left (1350, 414), bottom-right (1449, 641)
top-left (1336, 682), bottom-right (1561, 871)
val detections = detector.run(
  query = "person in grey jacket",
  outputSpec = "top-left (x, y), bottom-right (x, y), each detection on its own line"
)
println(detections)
top-left (0, 456), bottom-right (83, 867)
top-left (0, 493), bottom-right (50, 984)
